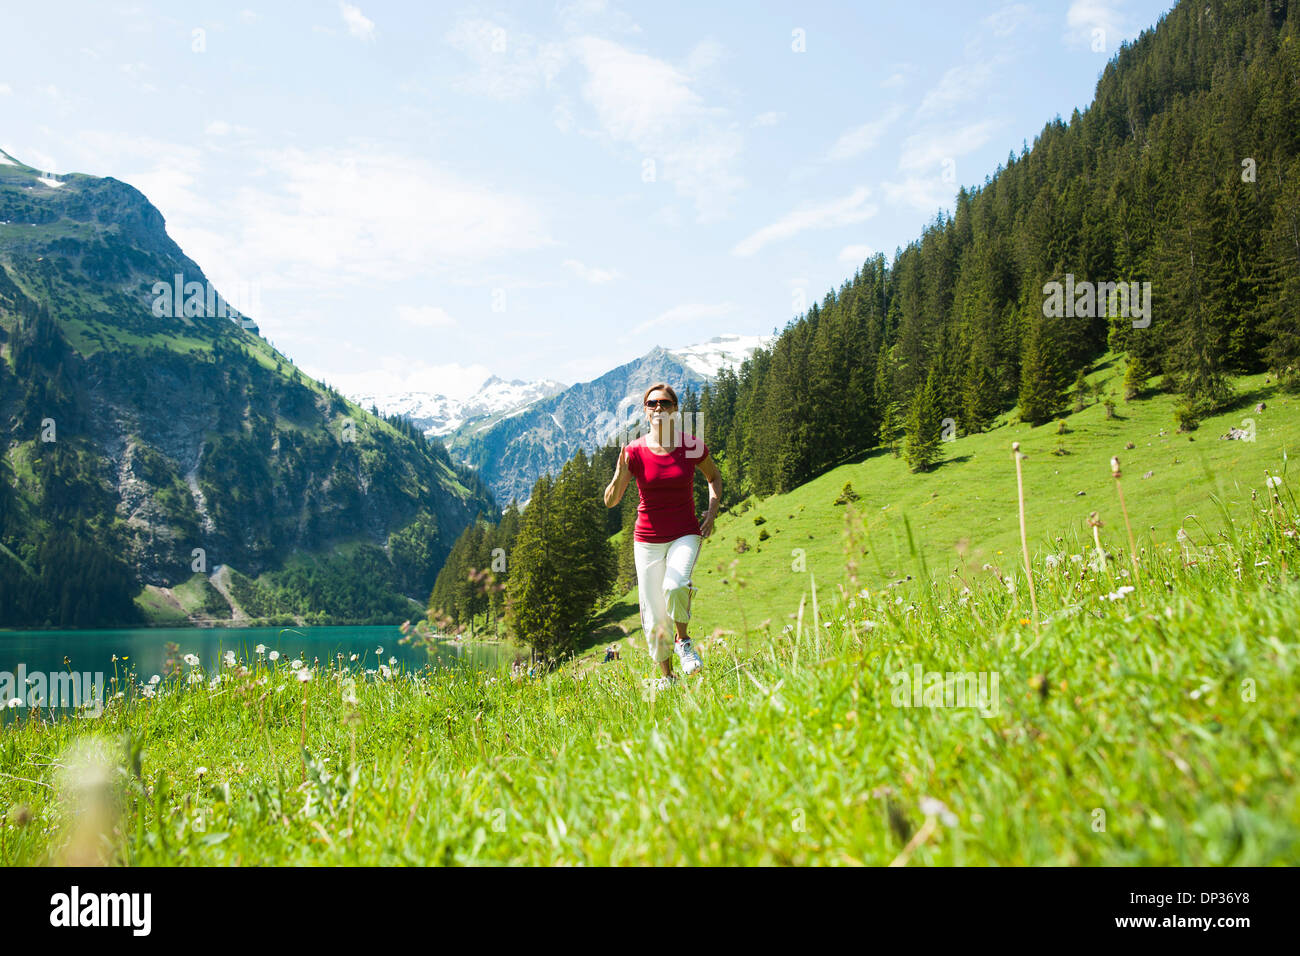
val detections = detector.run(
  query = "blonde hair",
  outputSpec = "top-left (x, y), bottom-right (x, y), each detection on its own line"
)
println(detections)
top-left (642, 382), bottom-right (679, 407)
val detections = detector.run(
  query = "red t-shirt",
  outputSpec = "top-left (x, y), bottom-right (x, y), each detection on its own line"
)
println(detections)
top-left (625, 435), bottom-right (709, 542)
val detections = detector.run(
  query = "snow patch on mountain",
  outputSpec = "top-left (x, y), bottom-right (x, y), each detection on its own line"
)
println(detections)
top-left (668, 333), bottom-right (771, 378)
top-left (352, 374), bottom-right (566, 439)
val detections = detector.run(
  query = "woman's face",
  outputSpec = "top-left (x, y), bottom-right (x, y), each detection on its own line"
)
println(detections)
top-left (644, 390), bottom-right (676, 427)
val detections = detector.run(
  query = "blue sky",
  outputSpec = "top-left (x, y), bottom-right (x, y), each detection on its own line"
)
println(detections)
top-left (2, 0), bottom-right (1176, 398)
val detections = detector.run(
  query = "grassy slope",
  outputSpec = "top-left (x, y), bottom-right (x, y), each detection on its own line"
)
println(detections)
top-left (584, 361), bottom-right (1295, 662)
top-left (0, 488), bottom-right (1295, 864)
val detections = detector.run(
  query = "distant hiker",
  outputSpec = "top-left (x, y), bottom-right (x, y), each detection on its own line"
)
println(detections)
top-left (603, 382), bottom-right (722, 690)
top-left (603, 644), bottom-right (621, 663)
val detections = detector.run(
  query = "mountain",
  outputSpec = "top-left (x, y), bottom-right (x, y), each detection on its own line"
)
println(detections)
top-left (445, 334), bottom-right (771, 506)
top-left (669, 334), bottom-right (773, 379)
top-left (353, 374), bottom-right (567, 439)
top-left (0, 149), bottom-right (497, 628)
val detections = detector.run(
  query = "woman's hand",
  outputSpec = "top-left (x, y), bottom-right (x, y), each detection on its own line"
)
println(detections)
top-left (699, 507), bottom-right (717, 538)
top-left (604, 446), bottom-right (632, 508)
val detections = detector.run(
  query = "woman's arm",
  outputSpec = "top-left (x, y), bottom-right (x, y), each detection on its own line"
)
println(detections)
top-left (697, 453), bottom-right (723, 537)
top-left (604, 446), bottom-right (632, 508)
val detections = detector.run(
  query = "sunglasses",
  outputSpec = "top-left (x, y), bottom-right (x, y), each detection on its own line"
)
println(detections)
top-left (645, 399), bottom-right (676, 409)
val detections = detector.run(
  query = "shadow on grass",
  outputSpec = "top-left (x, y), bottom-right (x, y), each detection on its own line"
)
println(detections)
top-left (934, 454), bottom-right (973, 470)
top-left (1220, 384), bottom-right (1276, 418)
top-left (577, 594), bottom-right (641, 658)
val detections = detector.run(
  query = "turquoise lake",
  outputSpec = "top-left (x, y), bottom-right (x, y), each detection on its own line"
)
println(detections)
top-left (0, 625), bottom-right (511, 686)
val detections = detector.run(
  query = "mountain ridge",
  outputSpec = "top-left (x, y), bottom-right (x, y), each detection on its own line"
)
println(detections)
top-left (0, 150), bottom-right (496, 627)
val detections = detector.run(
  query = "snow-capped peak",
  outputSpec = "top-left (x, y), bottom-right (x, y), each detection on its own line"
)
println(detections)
top-left (351, 375), bottom-right (566, 439)
top-left (668, 333), bottom-right (772, 378)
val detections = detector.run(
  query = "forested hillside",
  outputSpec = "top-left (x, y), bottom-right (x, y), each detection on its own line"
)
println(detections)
top-left (695, 0), bottom-right (1299, 501)
top-left (0, 155), bottom-right (497, 628)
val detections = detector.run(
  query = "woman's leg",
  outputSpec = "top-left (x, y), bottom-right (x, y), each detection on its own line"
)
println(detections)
top-left (634, 540), bottom-right (674, 672)
top-left (662, 534), bottom-right (702, 639)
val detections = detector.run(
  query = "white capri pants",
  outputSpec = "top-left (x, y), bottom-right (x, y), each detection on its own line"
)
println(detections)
top-left (633, 534), bottom-right (702, 662)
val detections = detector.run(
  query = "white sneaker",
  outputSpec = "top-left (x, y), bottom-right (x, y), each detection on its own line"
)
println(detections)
top-left (675, 638), bottom-right (703, 675)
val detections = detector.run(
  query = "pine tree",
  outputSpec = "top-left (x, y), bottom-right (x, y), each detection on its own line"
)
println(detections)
top-left (1018, 313), bottom-right (1065, 426)
top-left (962, 360), bottom-right (999, 433)
top-left (904, 371), bottom-right (943, 472)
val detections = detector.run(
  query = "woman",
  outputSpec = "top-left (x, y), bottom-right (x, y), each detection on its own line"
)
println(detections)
top-left (604, 383), bottom-right (722, 689)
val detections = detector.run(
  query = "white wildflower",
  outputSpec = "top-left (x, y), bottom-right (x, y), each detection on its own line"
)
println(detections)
top-left (183, 653), bottom-right (200, 667)
top-left (919, 797), bottom-right (958, 827)
top-left (268, 650), bottom-right (280, 662)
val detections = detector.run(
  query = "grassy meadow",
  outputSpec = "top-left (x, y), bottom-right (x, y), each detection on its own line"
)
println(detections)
top-left (1, 366), bottom-right (1297, 865)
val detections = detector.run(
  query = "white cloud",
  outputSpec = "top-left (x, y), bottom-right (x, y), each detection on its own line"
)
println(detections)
top-left (217, 146), bottom-right (553, 287)
top-left (838, 244), bottom-right (874, 264)
top-left (752, 111), bottom-right (784, 127)
top-left (880, 176), bottom-right (953, 213)
top-left (684, 39), bottom-right (725, 74)
top-left (396, 305), bottom-right (456, 328)
top-left (918, 60), bottom-right (998, 117)
top-left (204, 120), bottom-right (252, 136)
top-left (58, 134), bottom-right (554, 299)
top-left (826, 107), bottom-right (904, 162)
top-left (239, 10), bottom-right (259, 24)
top-left (445, 18), bottom-right (568, 100)
top-left (1065, 0), bottom-right (1127, 48)
top-left (563, 258), bottom-right (620, 283)
top-left (330, 359), bottom-right (494, 403)
top-left (573, 35), bottom-right (743, 222)
top-left (553, 102), bottom-right (575, 132)
top-left (898, 120), bottom-right (999, 173)
top-left (731, 186), bottom-right (877, 258)
top-left (633, 301), bottom-right (737, 336)
top-left (339, 2), bottom-right (376, 42)
top-left (985, 3), bottom-right (1036, 36)
top-left (0, 83), bottom-right (12, 95)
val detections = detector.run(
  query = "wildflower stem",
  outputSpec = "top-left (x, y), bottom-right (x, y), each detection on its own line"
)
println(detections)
top-left (1013, 443), bottom-right (1040, 631)
top-left (1111, 458), bottom-right (1141, 586)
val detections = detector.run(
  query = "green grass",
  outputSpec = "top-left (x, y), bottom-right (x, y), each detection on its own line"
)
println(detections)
top-left (132, 588), bottom-right (189, 626)
top-left (1, 473), bottom-right (1297, 864)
